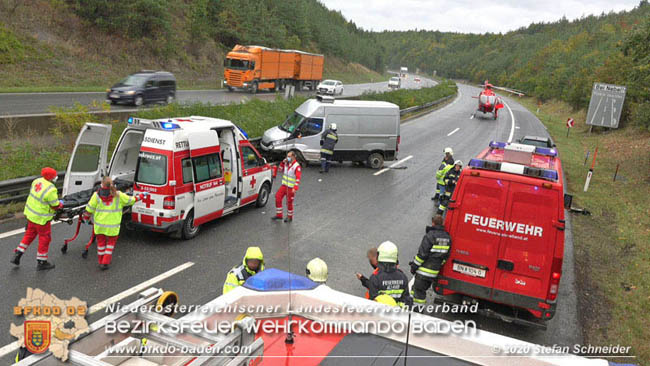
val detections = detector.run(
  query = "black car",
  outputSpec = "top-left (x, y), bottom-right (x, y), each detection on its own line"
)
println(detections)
top-left (107, 71), bottom-right (176, 106)
top-left (518, 135), bottom-right (556, 148)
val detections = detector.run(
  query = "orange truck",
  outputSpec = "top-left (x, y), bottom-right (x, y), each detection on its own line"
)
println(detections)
top-left (223, 45), bottom-right (324, 94)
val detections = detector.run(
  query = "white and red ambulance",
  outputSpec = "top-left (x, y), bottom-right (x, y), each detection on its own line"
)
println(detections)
top-left (63, 116), bottom-right (273, 239)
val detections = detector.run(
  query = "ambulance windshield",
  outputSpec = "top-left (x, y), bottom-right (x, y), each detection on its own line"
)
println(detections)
top-left (136, 152), bottom-right (167, 185)
top-left (279, 112), bottom-right (306, 133)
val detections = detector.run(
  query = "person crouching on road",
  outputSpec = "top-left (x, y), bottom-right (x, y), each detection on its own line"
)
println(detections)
top-left (320, 123), bottom-right (338, 173)
top-left (272, 151), bottom-right (302, 223)
top-left (437, 160), bottom-right (463, 215)
top-left (11, 167), bottom-right (63, 270)
top-left (82, 177), bottom-right (139, 270)
top-left (409, 215), bottom-right (451, 311)
top-left (223, 247), bottom-right (264, 294)
top-left (368, 241), bottom-right (413, 308)
top-left (306, 257), bottom-right (328, 284)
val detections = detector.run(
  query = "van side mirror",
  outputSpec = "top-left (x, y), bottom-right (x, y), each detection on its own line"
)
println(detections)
top-left (564, 193), bottom-right (573, 209)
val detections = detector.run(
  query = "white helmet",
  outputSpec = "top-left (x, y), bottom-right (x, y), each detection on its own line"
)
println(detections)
top-left (330, 123), bottom-right (337, 131)
top-left (454, 160), bottom-right (463, 167)
top-left (444, 147), bottom-right (453, 155)
top-left (306, 258), bottom-right (328, 283)
top-left (377, 241), bottom-right (399, 264)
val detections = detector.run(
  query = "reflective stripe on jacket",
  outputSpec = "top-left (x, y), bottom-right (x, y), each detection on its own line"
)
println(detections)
top-left (86, 192), bottom-right (136, 236)
top-left (413, 225), bottom-right (452, 279)
top-left (436, 157), bottom-right (455, 185)
top-left (24, 178), bottom-right (59, 225)
top-left (281, 160), bottom-right (301, 188)
top-left (320, 129), bottom-right (338, 155)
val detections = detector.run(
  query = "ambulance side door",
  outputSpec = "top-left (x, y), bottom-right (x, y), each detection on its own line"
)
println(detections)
top-left (63, 123), bottom-right (112, 196)
top-left (188, 131), bottom-right (225, 225)
top-left (239, 142), bottom-right (268, 205)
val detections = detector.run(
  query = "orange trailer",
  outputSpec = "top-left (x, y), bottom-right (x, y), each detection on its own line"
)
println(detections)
top-left (224, 45), bottom-right (324, 94)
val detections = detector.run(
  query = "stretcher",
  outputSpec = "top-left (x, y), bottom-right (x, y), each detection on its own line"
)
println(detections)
top-left (53, 179), bottom-right (132, 257)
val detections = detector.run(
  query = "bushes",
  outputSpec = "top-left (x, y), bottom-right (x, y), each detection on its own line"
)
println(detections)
top-left (356, 80), bottom-right (457, 109)
top-left (0, 24), bottom-right (24, 64)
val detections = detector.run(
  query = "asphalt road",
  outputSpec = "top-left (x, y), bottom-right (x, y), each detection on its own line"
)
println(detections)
top-left (0, 77), bottom-right (435, 117)
top-left (0, 83), bottom-right (581, 362)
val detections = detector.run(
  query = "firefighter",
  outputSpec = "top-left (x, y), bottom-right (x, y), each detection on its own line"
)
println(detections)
top-left (432, 147), bottom-right (454, 201)
top-left (437, 160), bottom-right (463, 215)
top-left (356, 247), bottom-right (378, 295)
top-left (223, 246), bottom-right (264, 294)
top-left (306, 257), bottom-right (328, 284)
top-left (272, 151), bottom-right (302, 223)
top-left (10, 167), bottom-right (62, 270)
top-left (368, 241), bottom-right (413, 307)
top-left (82, 177), bottom-right (139, 270)
top-left (319, 123), bottom-right (338, 173)
top-left (409, 215), bottom-right (451, 310)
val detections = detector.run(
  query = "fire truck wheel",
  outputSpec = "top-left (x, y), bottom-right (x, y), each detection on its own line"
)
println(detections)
top-left (256, 182), bottom-right (271, 207)
top-left (367, 152), bottom-right (384, 169)
top-left (181, 211), bottom-right (200, 240)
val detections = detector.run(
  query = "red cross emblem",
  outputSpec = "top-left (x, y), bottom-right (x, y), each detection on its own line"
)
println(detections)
top-left (34, 182), bottom-right (42, 192)
top-left (141, 194), bottom-right (155, 208)
top-left (250, 175), bottom-right (257, 189)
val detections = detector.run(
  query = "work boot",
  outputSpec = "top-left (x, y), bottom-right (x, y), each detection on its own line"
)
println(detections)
top-left (100, 264), bottom-right (110, 270)
top-left (36, 260), bottom-right (55, 271)
top-left (431, 193), bottom-right (439, 201)
top-left (284, 217), bottom-right (293, 223)
top-left (10, 251), bottom-right (22, 265)
top-left (271, 216), bottom-right (283, 221)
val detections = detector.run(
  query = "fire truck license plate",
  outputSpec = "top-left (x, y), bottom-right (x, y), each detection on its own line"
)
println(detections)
top-left (453, 263), bottom-right (486, 278)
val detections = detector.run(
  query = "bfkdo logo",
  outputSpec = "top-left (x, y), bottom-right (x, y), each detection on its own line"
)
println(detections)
top-left (24, 321), bottom-right (51, 353)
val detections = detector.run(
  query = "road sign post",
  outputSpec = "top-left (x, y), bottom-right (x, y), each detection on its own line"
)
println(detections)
top-left (584, 147), bottom-right (598, 192)
top-left (585, 83), bottom-right (626, 129)
top-left (566, 117), bottom-right (574, 137)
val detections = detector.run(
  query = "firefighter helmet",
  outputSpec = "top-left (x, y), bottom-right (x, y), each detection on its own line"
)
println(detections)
top-left (454, 160), bottom-right (463, 167)
top-left (375, 294), bottom-right (398, 306)
top-left (377, 241), bottom-right (398, 263)
top-left (443, 147), bottom-right (453, 155)
top-left (306, 257), bottom-right (328, 283)
top-left (330, 123), bottom-right (337, 131)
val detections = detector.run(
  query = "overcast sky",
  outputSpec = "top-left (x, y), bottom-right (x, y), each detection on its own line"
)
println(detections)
top-left (319, 0), bottom-right (641, 33)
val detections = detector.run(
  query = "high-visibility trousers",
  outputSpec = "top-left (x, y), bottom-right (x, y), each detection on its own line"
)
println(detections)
top-left (16, 221), bottom-right (52, 261)
top-left (275, 185), bottom-right (295, 219)
top-left (96, 235), bottom-right (118, 265)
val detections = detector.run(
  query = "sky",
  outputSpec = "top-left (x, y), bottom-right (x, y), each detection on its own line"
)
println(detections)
top-left (319, 0), bottom-right (642, 34)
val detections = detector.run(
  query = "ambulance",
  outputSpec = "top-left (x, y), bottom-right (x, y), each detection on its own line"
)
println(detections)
top-left (63, 116), bottom-right (273, 239)
top-left (437, 141), bottom-right (570, 328)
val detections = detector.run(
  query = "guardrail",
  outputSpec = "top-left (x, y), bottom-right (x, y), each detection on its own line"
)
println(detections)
top-left (0, 171), bottom-right (65, 205)
top-left (0, 91), bottom-right (456, 206)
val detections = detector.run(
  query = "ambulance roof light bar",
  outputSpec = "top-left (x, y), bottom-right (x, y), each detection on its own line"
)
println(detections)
top-left (127, 117), bottom-right (179, 130)
top-left (489, 141), bottom-right (558, 157)
top-left (469, 158), bottom-right (559, 181)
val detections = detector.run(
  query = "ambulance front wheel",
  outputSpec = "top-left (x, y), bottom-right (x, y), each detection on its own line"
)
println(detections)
top-left (181, 211), bottom-right (200, 240)
top-left (256, 182), bottom-right (271, 208)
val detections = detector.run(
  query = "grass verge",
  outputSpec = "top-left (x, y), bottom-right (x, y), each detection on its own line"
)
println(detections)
top-left (518, 97), bottom-right (650, 364)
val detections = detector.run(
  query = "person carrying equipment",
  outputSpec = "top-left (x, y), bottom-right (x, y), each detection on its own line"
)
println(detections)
top-left (437, 160), bottom-right (463, 215)
top-left (82, 176), bottom-right (140, 269)
top-left (409, 215), bottom-right (451, 310)
top-left (11, 167), bottom-right (63, 270)
top-left (306, 257), bottom-right (328, 284)
top-left (319, 123), bottom-right (338, 173)
top-left (432, 147), bottom-right (454, 202)
top-left (368, 241), bottom-right (413, 308)
top-left (223, 246), bottom-right (265, 294)
top-left (272, 151), bottom-right (302, 223)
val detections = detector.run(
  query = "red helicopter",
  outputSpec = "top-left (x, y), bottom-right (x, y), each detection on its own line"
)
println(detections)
top-left (472, 80), bottom-right (524, 120)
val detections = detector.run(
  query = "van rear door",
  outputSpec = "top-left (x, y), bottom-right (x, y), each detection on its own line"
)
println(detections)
top-left (187, 131), bottom-right (225, 225)
top-left (445, 174), bottom-right (509, 297)
top-left (63, 123), bottom-right (112, 196)
top-left (491, 182), bottom-right (559, 303)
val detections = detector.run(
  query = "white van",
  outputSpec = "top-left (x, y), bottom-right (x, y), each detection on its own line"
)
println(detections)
top-left (63, 116), bottom-right (273, 239)
top-left (259, 97), bottom-right (400, 169)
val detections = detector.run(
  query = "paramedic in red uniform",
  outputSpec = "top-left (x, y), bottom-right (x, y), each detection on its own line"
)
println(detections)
top-left (82, 177), bottom-right (140, 269)
top-left (10, 167), bottom-right (62, 270)
top-left (272, 151), bottom-right (302, 223)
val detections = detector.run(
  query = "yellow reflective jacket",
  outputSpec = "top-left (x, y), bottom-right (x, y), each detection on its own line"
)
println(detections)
top-left (86, 191), bottom-right (136, 236)
top-left (222, 247), bottom-right (264, 294)
top-left (24, 178), bottom-right (59, 225)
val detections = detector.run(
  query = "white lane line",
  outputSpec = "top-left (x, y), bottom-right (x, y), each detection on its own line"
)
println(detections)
top-left (0, 261), bottom-right (195, 358)
top-left (503, 101), bottom-right (516, 143)
top-left (374, 155), bottom-right (413, 176)
top-left (0, 221), bottom-right (62, 240)
top-left (447, 128), bottom-right (460, 136)
top-left (515, 126), bottom-right (520, 129)
top-left (469, 114), bottom-right (474, 120)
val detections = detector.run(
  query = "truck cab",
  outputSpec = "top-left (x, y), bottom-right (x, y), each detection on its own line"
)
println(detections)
top-left (437, 141), bottom-right (568, 327)
top-left (63, 117), bottom-right (273, 240)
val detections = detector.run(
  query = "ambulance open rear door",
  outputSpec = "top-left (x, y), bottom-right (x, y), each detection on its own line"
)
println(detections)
top-left (63, 123), bottom-right (112, 197)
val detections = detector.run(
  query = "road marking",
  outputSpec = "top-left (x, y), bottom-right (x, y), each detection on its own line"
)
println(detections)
top-left (0, 221), bottom-right (62, 240)
top-left (447, 128), bottom-right (460, 136)
top-left (503, 101), bottom-right (516, 143)
top-left (469, 114), bottom-right (474, 119)
top-left (374, 155), bottom-right (413, 176)
top-left (0, 261), bottom-right (194, 358)
top-left (515, 126), bottom-right (520, 129)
